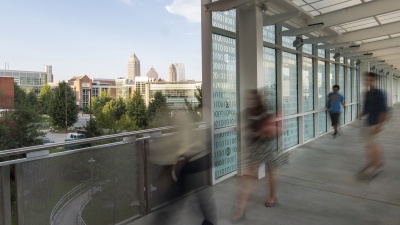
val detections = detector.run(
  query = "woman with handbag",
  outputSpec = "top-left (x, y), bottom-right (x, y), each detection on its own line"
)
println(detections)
top-left (232, 90), bottom-right (288, 223)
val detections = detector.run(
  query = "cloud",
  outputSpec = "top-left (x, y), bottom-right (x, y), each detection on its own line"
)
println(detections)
top-left (119, 0), bottom-right (134, 5)
top-left (165, 0), bottom-right (201, 23)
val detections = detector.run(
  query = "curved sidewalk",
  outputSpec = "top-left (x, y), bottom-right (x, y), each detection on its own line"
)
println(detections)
top-left (130, 105), bottom-right (400, 225)
top-left (52, 189), bottom-right (92, 225)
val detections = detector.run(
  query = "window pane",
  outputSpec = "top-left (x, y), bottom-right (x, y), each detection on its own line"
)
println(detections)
top-left (330, 63), bottom-right (336, 86)
top-left (263, 25), bottom-right (275, 43)
top-left (212, 34), bottom-right (237, 129)
top-left (318, 61), bottom-right (326, 108)
top-left (283, 118), bottom-right (298, 149)
top-left (346, 68), bottom-right (352, 104)
top-left (282, 52), bottom-right (298, 115)
top-left (352, 104), bottom-right (357, 121)
top-left (319, 111), bottom-right (327, 134)
top-left (339, 66), bottom-right (345, 125)
top-left (304, 114), bottom-right (314, 141)
top-left (303, 57), bottom-right (313, 111)
top-left (263, 47), bottom-right (276, 114)
top-left (346, 106), bottom-right (351, 124)
top-left (282, 27), bottom-right (296, 50)
top-left (318, 49), bottom-right (325, 58)
top-left (302, 36), bottom-right (312, 54)
top-left (212, 9), bottom-right (236, 32)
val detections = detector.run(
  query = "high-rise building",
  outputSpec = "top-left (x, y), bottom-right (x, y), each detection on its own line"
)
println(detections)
top-left (128, 53), bottom-right (140, 83)
top-left (174, 63), bottom-right (185, 81)
top-left (146, 67), bottom-right (159, 80)
top-left (44, 65), bottom-right (54, 83)
top-left (168, 64), bottom-right (177, 82)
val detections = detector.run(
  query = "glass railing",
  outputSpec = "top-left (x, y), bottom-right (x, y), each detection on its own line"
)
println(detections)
top-left (0, 123), bottom-right (210, 225)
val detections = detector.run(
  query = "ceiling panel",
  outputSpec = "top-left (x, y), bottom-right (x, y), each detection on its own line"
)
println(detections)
top-left (362, 36), bottom-right (390, 43)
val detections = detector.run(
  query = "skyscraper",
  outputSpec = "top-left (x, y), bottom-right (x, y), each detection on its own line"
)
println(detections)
top-left (146, 67), bottom-right (159, 80)
top-left (168, 64), bottom-right (177, 82)
top-left (128, 53), bottom-right (140, 83)
top-left (174, 63), bottom-right (185, 81)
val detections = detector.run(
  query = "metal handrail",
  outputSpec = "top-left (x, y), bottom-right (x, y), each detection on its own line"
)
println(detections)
top-left (0, 122), bottom-right (208, 158)
top-left (0, 125), bottom-right (179, 158)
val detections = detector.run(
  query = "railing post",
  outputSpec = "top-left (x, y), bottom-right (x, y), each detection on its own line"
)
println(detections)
top-left (0, 166), bottom-right (11, 225)
top-left (143, 139), bottom-right (151, 215)
top-left (14, 165), bottom-right (24, 225)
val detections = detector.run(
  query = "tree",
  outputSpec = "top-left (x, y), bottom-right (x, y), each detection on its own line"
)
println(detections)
top-left (84, 118), bottom-right (102, 138)
top-left (38, 84), bottom-right (54, 114)
top-left (49, 81), bottom-right (78, 130)
top-left (92, 91), bottom-right (112, 117)
top-left (184, 85), bottom-right (203, 122)
top-left (148, 91), bottom-right (170, 127)
top-left (102, 97), bottom-right (126, 121)
top-left (126, 90), bottom-right (148, 129)
top-left (0, 84), bottom-right (44, 150)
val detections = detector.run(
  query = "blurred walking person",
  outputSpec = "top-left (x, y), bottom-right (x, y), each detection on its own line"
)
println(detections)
top-left (326, 85), bottom-right (345, 136)
top-left (358, 72), bottom-right (388, 179)
top-left (232, 90), bottom-right (288, 223)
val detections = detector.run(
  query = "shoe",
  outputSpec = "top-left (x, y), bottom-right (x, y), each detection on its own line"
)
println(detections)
top-left (202, 219), bottom-right (213, 225)
top-left (333, 131), bottom-right (338, 136)
top-left (231, 212), bottom-right (246, 224)
top-left (357, 164), bottom-right (383, 180)
top-left (264, 200), bottom-right (276, 207)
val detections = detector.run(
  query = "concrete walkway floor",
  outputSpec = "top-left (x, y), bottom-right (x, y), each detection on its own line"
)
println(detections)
top-left (130, 105), bottom-right (400, 225)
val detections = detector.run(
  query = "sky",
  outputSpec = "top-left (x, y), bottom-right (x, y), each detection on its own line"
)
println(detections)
top-left (0, 0), bottom-right (202, 82)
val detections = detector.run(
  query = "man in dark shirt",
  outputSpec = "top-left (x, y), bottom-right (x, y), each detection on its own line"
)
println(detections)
top-left (358, 72), bottom-right (388, 179)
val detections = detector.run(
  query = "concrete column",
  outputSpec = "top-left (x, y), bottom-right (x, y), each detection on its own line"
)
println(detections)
top-left (387, 72), bottom-right (393, 108)
top-left (237, 5), bottom-right (264, 175)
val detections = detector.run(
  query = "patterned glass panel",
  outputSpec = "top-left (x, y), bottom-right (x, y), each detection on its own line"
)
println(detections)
top-left (302, 36), bottom-right (312, 54)
top-left (339, 66), bottom-right (345, 125)
top-left (212, 34), bottom-right (237, 129)
top-left (319, 111), bottom-right (327, 134)
top-left (303, 57), bottom-right (313, 112)
top-left (318, 60), bottom-right (326, 109)
top-left (304, 114), bottom-right (314, 141)
top-left (283, 118), bottom-right (298, 149)
top-left (263, 25), bottom-right (275, 43)
top-left (282, 52), bottom-right (298, 115)
top-left (346, 68), bottom-right (352, 104)
top-left (214, 130), bottom-right (238, 180)
top-left (263, 47), bottom-right (276, 114)
top-left (330, 63), bottom-right (336, 87)
top-left (212, 8), bottom-right (236, 32)
top-left (318, 49), bottom-right (325, 58)
top-left (282, 27), bottom-right (296, 50)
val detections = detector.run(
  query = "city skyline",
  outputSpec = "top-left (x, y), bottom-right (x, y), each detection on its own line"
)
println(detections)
top-left (0, 0), bottom-right (202, 82)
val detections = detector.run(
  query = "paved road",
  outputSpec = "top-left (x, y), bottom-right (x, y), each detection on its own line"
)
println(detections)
top-left (45, 114), bottom-right (93, 143)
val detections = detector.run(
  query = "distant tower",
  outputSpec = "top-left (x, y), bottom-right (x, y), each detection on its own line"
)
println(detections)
top-left (128, 53), bottom-right (141, 83)
top-left (44, 65), bottom-right (53, 83)
top-left (168, 64), bottom-right (177, 82)
top-left (146, 67), bottom-right (159, 81)
top-left (174, 63), bottom-right (185, 81)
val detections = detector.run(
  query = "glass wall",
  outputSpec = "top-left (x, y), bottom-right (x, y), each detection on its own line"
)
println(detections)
top-left (303, 57), bottom-right (313, 112)
top-left (339, 66), bottom-right (345, 125)
top-left (304, 114), bottom-right (314, 141)
top-left (263, 47), bottom-right (277, 114)
top-left (282, 52), bottom-right (298, 115)
top-left (283, 118), bottom-right (298, 149)
top-left (330, 63), bottom-right (336, 87)
top-left (318, 61), bottom-right (326, 108)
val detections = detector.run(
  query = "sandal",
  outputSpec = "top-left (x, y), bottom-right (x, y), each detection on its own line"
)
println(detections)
top-left (265, 200), bottom-right (276, 207)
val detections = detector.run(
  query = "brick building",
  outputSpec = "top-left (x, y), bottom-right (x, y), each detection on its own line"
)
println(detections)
top-left (0, 77), bottom-right (15, 110)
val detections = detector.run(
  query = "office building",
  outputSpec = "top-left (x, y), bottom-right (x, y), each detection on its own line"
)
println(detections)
top-left (128, 53), bottom-right (141, 83)
top-left (0, 65), bottom-right (54, 94)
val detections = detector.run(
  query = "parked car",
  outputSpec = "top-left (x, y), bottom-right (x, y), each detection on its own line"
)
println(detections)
top-left (64, 133), bottom-right (86, 150)
top-left (41, 137), bottom-right (55, 145)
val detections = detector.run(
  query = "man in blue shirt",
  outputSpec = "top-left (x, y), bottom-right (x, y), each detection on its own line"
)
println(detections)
top-left (326, 84), bottom-right (345, 136)
top-left (358, 72), bottom-right (388, 179)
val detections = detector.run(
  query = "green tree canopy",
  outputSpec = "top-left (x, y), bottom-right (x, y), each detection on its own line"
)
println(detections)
top-left (103, 97), bottom-right (126, 121)
top-left (148, 91), bottom-right (170, 127)
top-left (38, 84), bottom-right (54, 114)
top-left (0, 84), bottom-right (43, 150)
top-left (49, 81), bottom-right (79, 129)
top-left (126, 90), bottom-right (148, 129)
top-left (92, 91), bottom-right (112, 117)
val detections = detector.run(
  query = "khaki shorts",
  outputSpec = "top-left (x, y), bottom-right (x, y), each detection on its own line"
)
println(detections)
top-left (363, 125), bottom-right (380, 146)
